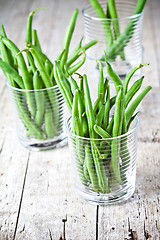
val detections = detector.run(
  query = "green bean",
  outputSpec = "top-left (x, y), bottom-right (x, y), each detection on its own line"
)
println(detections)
top-left (1, 25), bottom-right (16, 70)
top-left (94, 124), bottom-right (111, 139)
top-left (2, 37), bottom-right (33, 89)
top-left (68, 36), bottom-right (84, 61)
top-left (95, 104), bottom-right (105, 127)
top-left (26, 51), bottom-right (37, 74)
top-left (97, 60), bottom-right (105, 108)
top-left (134, 0), bottom-right (147, 14)
top-left (125, 76), bottom-right (144, 108)
top-left (106, 116), bottom-right (114, 135)
top-left (0, 40), bottom-right (16, 87)
top-left (44, 108), bottom-right (54, 138)
top-left (83, 156), bottom-right (90, 181)
top-left (29, 47), bottom-right (53, 88)
top-left (83, 74), bottom-right (109, 191)
top-left (107, 0), bottom-right (118, 31)
top-left (110, 96), bottom-right (116, 109)
top-left (72, 89), bottom-right (80, 135)
top-left (93, 93), bottom-right (103, 115)
top-left (1, 25), bottom-right (7, 37)
top-left (126, 86), bottom-right (152, 125)
top-left (56, 62), bottom-right (73, 104)
top-left (66, 40), bottom-right (98, 68)
top-left (97, 60), bottom-right (105, 96)
top-left (91, 142), bottom-right (109, 193)
top-left (45, 59), bottom-right (51, 76)
top-left (77, 91), bottom-right (88, 137)
top-left (108, 0), bottom-right (125, 60)
top-left (104, 78), bottom-right (109, 96)
top-left (68, 74), bottom-right (79, 94)
top-left (123, 63), bottom-right (149, 94)
top-left (83, 74), bottom-right (96, 138)
top-left (88, 0), bottom-right (113, 49)
top-left (56, 49), bottom-right (66, 62)
top-left (106, 59), bottom-right (122, 92)
top-left (54, 61), bottom-right (72, 113)
top-left (127, 111), bottom-right (140, 131)
top-left (61, 9), bottom-right (79, 68)
top-left (85, 143), bottom-right (99, 191)
top-left (122, 109), bottom-right (127, 134)
top-left (111, 87), bottom-right (124, 184)
top-left (103, 85), bottom-right (110, 129)
top-left (26, 8), bottom-right (44, 47)
top-left (30, 45), bottom-right (53, 68)
top-left (66, 53), bottom-right (86, 76)
top-left (33, 71), bottom-right (45, 127)
top-left (112, 87), bottom-right (124, 137)
top-left (32, 29), bottom-right (42, 51)
top-left (0, 58), bottom-right (24, 88)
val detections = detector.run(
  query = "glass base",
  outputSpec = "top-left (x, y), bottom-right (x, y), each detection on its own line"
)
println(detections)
top-left (76, 185), bottom-right (135, 205)
top-left (19, 135), bottom-right (68, 151)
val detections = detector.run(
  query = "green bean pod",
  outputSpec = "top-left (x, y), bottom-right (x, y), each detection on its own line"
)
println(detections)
top-left (125, 76), bottom-right (144, 107)
top-left (83, 74), bottom-right (96, 138)
top-left (126, 86), bottom-right (152, 125)
top-left (93, 93), bottom-right (103, 114)
top-left (94, 124), bottom-right (111, 139)
top-left (106, 60), bottom-right (122, 92)
top-left (66, 53), bottom-right (86, 76)
top-left (2, 37), bottom-right (33, 89)
top-left (61, 9), bottom-right (79, 68)
top-left (107, 0), bottom-right (125, 60)
top-left (32, 29), bottom-right (42, 51)
top-left (26, 8), bottom-right (44, 47)
top-left (123, 63), bottom-right (148, 94)
top-left (68, 75), bottom-right (79, 94)
top-left (111, 87), bottom-right (124, 184)
top-left (68, 36), bottom-right (84, 61)
top-left (95, 104), bottom-right (105, 127)
top-left (66, 40), bottom-right (98, 68)
top-left (33, 71), bottom-right (45, 127)
top-left (103, 85), bottom-right (110, 129)
top-left (29, 47), bottom-right (53, 88)
top-left (0, 58), bottom-right (24, 88)
top-left (0, 40), bottom-right (16, 87)
top-left (54, 61), bottom-right (73, 113)
top-left (84, 143), bottom-right (99, 191)
top-left (44, 108), bottom-right (54, 138)
top-left (88, 0), bottom-right (113, 49)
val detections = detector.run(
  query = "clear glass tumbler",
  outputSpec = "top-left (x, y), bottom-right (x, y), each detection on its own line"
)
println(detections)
top-left (66, 116), bottom-right (138, 205)
top-left (82, 0), bottom-right (144, 81)
top-left (7, 83), bottom-right (69, 151)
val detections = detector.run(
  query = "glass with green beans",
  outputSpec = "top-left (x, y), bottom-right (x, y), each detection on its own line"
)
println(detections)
top-left (54, 54), bottom-right (151, 204)
top-left (66, 116), bottom-right (138, 205)
top-left (7, 83), bottom-right (69, 150)
top-left (82, 0), bottom-right (146, 81)
top-left (0, 8), bottom-right (97, 150)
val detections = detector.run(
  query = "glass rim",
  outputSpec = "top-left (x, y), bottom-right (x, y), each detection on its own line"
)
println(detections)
top-left (65, 116), bottom-right (139, 141)
top-left (6, 80), bottom-right (59, 93)
top-left (82, 6), bottom-right (144, 21)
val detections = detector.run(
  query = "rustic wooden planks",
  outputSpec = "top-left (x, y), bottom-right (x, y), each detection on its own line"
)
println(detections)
top-left (0, 0), bottom-right (160, 239)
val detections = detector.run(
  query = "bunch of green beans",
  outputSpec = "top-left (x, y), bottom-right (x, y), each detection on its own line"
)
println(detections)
top-left (0, 8), bottom-right (97, 140)
top-left (88, 0), bottom-right (147, 61)
top-left (54, 59), bottom-right (151, 193)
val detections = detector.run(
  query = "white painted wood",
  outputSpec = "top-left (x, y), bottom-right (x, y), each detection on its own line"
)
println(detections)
top-left (0, 0), bottom-right (159, 239)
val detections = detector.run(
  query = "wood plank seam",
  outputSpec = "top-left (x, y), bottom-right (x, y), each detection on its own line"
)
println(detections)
top-left (13, 152), bottom-right (30, 240)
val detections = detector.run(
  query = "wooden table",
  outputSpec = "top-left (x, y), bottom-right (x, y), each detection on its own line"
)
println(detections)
top-left (0, 0), bottom-right (159, 239)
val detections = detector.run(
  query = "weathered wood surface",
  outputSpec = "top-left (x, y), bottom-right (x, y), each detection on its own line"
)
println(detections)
top-left (0, 0), bottom-right (159, 239)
